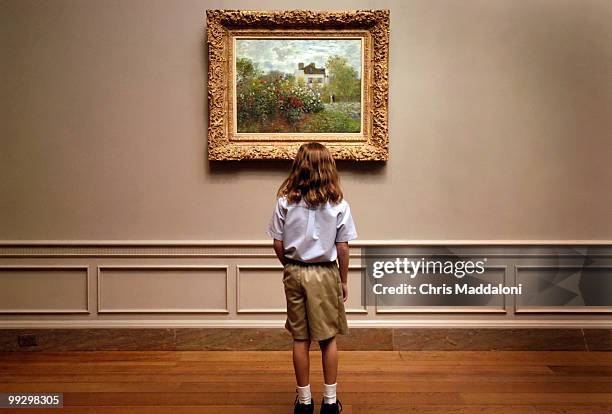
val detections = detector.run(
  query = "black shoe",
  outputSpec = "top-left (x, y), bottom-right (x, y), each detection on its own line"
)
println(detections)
top-left (320, 399), bottom-right (342, 414)
top-left (293, 394), bottom-right (314, 414)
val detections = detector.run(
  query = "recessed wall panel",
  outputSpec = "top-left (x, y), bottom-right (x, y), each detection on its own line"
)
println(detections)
top-left (98, 266), bottom-right (228, 313)
top-left (516, 266), bottom-right (612, 313)
top-left (346, 266), bottom-right (367, 313)
top-left (237, 265), bottom-right (366, 314)
top-left (0, 266), bottom-right (88, 313)
top-left (237, 266), bottom-right (285, 313)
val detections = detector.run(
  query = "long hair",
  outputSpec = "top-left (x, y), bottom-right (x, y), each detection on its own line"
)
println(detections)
top-left (277, 142), bottom-right (343, 208)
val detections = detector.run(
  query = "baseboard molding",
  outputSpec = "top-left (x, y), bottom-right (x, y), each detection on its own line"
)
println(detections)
top-left (1, 327), bottom-right (610, 351)
top-left (1, 319), bottom-right (611, 329)
top-left (2, 239), bottom-right (612, 246)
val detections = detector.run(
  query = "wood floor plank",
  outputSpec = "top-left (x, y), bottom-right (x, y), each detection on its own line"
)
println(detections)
top-left (11, 406), bottom-right (612, 414)
top-left (9, 406), bottom-right (338, 414)
top-left (460, 393), bottom-right (612, 405)
top-left (3, 350), bottom-right (610, 364)
top-left (0, 362), bottom-right (557, 375)
top-left (354, 405), bottom-right (612, 414)
top-left (2, 380), bottom-right (612, 393)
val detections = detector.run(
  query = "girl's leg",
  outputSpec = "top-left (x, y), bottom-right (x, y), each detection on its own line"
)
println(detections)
top-left (292, 339), bottom-right (311, 387)
top-left (319, 336), bottom-right (338, 384)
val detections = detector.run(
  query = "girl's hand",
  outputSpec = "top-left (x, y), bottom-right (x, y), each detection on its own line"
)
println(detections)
top-left (341, 282), bottom-right (348, 302)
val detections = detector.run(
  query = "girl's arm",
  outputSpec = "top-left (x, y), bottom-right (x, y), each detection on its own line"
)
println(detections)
top-left (273, 239), bottom-right (286, 266)
top-left (336, 241), bottom-right (349, 302)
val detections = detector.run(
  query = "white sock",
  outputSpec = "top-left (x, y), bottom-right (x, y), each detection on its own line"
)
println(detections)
top-left (323, 382), bottom-right (337, 404)
top-left (297, 384), bottom-right (312, 405)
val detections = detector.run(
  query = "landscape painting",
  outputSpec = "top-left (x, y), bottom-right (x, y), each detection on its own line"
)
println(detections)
top-left (234, 38), bottom-right (362, 134)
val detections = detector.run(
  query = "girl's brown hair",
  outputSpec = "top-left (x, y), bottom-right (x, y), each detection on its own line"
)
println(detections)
top-left (277, 142), bottom-right (343, 207)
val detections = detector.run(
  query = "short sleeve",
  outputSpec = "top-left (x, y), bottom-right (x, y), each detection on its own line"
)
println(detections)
top-left (335, 201), bottom-right (358, 242)
top-left (266, 197), bottom-right (286, 240)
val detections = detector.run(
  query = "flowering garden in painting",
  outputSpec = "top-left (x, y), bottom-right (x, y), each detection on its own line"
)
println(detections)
top-left (235, 39), bottom-right (362, 134)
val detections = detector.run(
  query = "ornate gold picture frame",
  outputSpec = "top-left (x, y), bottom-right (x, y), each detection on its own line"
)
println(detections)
top-left (206, 9), bottom-right (390, 161)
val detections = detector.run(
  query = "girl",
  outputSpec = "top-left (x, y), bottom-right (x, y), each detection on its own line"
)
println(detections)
top-left (267, 142), bottom-right (357, 414)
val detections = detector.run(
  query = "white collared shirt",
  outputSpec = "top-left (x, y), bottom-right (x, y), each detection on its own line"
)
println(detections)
top-left (266, 196), bottom-right (358, 263)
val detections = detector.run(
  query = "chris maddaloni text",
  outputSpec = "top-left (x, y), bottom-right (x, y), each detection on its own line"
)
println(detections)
top-left (372, 283), bottom-right (523, 295)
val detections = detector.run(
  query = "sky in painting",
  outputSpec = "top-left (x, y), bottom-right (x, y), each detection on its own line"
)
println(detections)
top-left (235, 38), bottom-right (362, 78)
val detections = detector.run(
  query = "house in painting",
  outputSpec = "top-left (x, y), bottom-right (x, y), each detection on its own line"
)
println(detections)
top-left (294, 62), bottom-right (328, 87)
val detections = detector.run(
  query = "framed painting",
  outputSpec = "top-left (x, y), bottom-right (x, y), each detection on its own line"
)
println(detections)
top-left (206, 9), bottom-right (390, 161)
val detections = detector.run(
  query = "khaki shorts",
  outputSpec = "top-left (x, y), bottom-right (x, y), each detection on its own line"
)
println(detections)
top-left (282, 260), bottom-right (349, 342)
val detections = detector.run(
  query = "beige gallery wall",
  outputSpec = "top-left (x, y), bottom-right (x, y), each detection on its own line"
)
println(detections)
top-left (2, 0), bottom-right (612, 242)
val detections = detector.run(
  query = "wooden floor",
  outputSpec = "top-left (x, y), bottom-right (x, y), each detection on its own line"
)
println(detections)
top-left (0, 351), bottom-right (611, 413)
